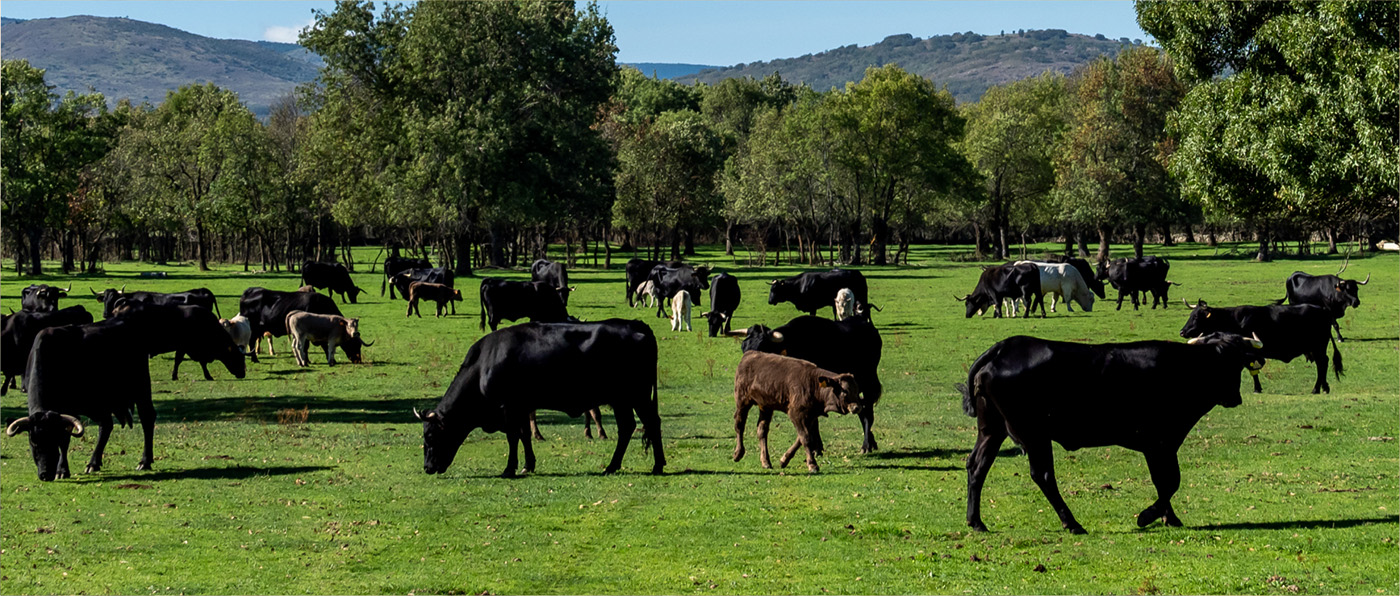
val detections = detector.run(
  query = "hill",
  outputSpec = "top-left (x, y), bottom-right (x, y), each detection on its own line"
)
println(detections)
top-left (0, 15), bottom-right (321, 117)
top-left (677, 29), bottom-right (1135, 103)
top-left (622, 62), bottom-right (719, 80)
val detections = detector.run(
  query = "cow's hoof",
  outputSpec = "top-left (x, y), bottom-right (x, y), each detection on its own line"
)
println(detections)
top-left (531, 433), bottom-right (545, 441)
top-left (1135, 511), bottom-right (1156, 528)
top-left (500, 469), bottom-right (518, 479)
top-left (968, 521), bottom-right (989, 533)
top-left (651, 465), bottom-right (665, 475)
top-left (136, 462), bottom-right (152, 471)
top-left (84, 464), bottom-right (101, 474)
top-left (733, 450), bottom-right (745, 462)
top-left (1065, 524), bottom-right (1087, 535)
top-left (1253, 389), bottom-right (1263, 394)
top-left (807, 466), bottom-right (819, 473)
top-left (601, 466), bottom-right (620, 475)
top-left (1163, 515), bottom-right (1183, 527)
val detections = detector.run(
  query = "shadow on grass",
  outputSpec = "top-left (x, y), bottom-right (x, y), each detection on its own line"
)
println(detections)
top-left (157, 395), bottom-right (428, 424)
top-left (1339, 337), bottom-right (1400, 343)
top-left (72, 464), bottom-right (334, 483)
top-left (866, 447), bottom-right (1021, 460)
top-left (864, 463), bottom-right (962, 472)
top-left (1195, 515), bottom-right (1398, 531)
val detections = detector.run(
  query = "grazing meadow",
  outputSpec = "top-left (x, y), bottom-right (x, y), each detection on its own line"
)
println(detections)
top-left (1, 242), bottom-right (1396, 595)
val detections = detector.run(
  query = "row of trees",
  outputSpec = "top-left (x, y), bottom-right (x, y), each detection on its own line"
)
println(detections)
top-left (2, 0), bottom-right (1393, 275)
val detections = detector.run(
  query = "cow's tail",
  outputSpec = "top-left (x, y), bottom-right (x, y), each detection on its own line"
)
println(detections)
top-left (1270, 296), bottom-right (1287, 306)
top-left (1330, 334), bottom-right (1344, 379)
top-left (641, 377), bottom-right (659, 454)
top-left (956, 345), bottom-right (999, 417)
top-left (478, 284), bottom-right (487, 331)
top-left (381, 276), bottom-right (388, 298)
top-left (211, 297), bottom-right (222, 319)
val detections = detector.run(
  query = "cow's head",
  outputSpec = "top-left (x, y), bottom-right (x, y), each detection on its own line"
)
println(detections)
top-left (694, 266), bottom-right (713, 290)
top-left (817, 374), bottom-right (863, 416)
top-left (451, 289), bottom-right (464, 302)
top-left (740, 324), bottom-right (782, 354)
top-left (955, 290), bottom-right (995, 319)
top-left (1335, 275), bottom-right (1369, 308)
top-left (700, 311), bottom-right (729, 337)
top-left (219, 342), bottom-right (248, 378)
top-left (557, 286), bottom-right (576, 306)
top-left (339, 334), bottom-right (373, 364)
top-left (415, 406), bottom-right (497, 474)
top-left (92, 286), bottom-right (125, 318)
top-left (6, 411), bottom-right (84, 481)
top-left (1179, 299), bottom-right (1227, 339)
top-left (1185, 332), bottom-right (1266, 408)
top-left (767, 278), bottom-right (798, 305)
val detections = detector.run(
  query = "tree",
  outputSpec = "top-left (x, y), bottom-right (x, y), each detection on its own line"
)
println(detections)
top-left (611, 110), bottom-right (725, 261)
top-left (1, 60), bottom-right (115, 274)
top-left (959, 71), bottom-right (1068, 260)
top-left (1138, 0), bottom-right (1399, 258)
top-left (1053, 47), bottom-right (1185, 261)
top-left (108, 83), bottom-right (267, 271)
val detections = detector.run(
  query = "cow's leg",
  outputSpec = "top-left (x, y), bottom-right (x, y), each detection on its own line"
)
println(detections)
top-left (1115, 290), bottom-right (1125, 311)
top-left (199, 361), bottom-right (213, 381)
top-left (634, 398), bottom-right (665, 474)
top-left (1049, 292), bottom-right (1059, 313)
top-left (449, 298), bottom-right (456, 315)
top-left (55, 433), bottom-right (73, 479)
top-left (135, 397), bottom-right (156, 471)
top-left (965, 421), bottom-right (1006, 532)
top-left (1, 374), bottom-right (10, 396)
top-left (1251, 367), bottom-right (1263, 393)
top-left (1313, 348), bottom-right (1330, 394)
top-left (324, 340), bottom-right (336, 366)
top-left (528, 411), bottom-right (545, 440)
top-left (519, 419), bottom-right (537, 474)
top-left (779, 415), bottom-right (818, 472)
top-left (858, 406), bottom-right (877, 453)
top-left (732, 400), bottom-right (753, 462)
top-left (247, 344), bottom-right (259, 364)
top-left (85, 415), bottom-right (115, 474)
top-left (503, 427), bottom-right (521, 479)
top-left (756, 408), bottom-right (774, 469)
top-left (1333, 320), bottom-right (1345, 342)
top-left (1139, 449), bottom-right (1184, 528)
top-left (1024, 441), bottom-right (1084, 534)
top-left (406, 300), bottom-right (413, 318)
top-left (584, 407), bottom-right (606, 439)
top-left (172, 351), bottom-right (184, 381)
top-left (603, 406), bottom-right (637, 475)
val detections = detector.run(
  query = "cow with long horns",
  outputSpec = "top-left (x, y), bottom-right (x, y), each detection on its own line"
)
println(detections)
top-left (21, 284), bottom-right (71, 313)
top-left (1180, 299), bottom-right (1343, 394)
top-left (1276, 254), bottom-right (1370, 341)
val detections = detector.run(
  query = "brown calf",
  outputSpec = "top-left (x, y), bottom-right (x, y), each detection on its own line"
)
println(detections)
top-left (407, 282), bottom-right (463, 318)
top-left (732, 351), bottom-right (862, 472)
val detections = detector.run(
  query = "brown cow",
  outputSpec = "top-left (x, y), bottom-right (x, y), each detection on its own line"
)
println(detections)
top-left (407, 282), bottom-right (463, 318)
top-left (732, 351), bottom-right (862, 472)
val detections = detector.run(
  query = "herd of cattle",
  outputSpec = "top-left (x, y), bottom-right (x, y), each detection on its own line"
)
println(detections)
top-left (0, 251), bottom-right (1377, 533)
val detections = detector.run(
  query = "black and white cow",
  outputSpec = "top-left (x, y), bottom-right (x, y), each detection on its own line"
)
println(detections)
top-left (415, 319), bottom-right (666, 477)
top-left (624, 259), bottom-right (684, 306)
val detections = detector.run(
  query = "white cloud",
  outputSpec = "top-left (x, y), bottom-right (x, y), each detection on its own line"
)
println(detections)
top-left (263, 19), bottom-right (314, 44)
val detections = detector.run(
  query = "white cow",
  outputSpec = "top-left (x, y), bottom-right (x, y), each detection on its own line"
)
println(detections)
top-left (1014, 261), bottom-right (1095, 313)
top-left (670, 289), bottom-right (691, 332)
top-left (218, 315), bottom-right (254, 360)
top-left (634, 280), bottom-right (659, 308)
top-left (834, 288), bottom-right (856, 321)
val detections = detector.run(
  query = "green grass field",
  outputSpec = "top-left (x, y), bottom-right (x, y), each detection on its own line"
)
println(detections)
top-left (2, 242), bottom-right (1395, 595)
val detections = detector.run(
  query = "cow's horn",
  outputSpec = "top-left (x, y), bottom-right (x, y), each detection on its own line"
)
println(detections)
top-left (61, 283), bottom-right (71, 293)
top-left (60, 414), bottom-right (84, 437)
top-left (5, 417), bottom-right (31, 436)
top-left (954, 294), bottom-right (968, 302)
top-left (1186, 335), bottom-right (1204, 345)
top-left (412, 407), bottom-right (423, 420)
top-left (770, 331), bottom-right (785, 343)
top-left (89, 287), bottom-right (99, 296)
top-left (1358, 273), bottom-right (1369, 285)
top-left (1183, 298), bottom-right (1193, 308)
top-left (766, 280), bottom-right (777, 285)
top-left (119, 285), bottom-right (126, 293)
top-left (1250, 332), bottom-right (1263, 349)
top-left (361, 338), bottom-right (374, 347)
top-left (1168, 281), bottom-right (1182, 286)
top-left (1337, 255), bottom-right (1349, 275)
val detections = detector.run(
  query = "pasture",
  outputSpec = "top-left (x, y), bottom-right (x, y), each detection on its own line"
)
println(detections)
top-left (2, 242), bottom-right (1396, 595)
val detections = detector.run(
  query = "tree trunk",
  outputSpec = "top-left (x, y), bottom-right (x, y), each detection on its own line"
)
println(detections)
top-left (1096, 225), bottom-right (1111, 263)
top-left (683, 228), bottom-right (696, 257)
top-left (196, 220), bottom-right (210, 271)
top-left (1076, 231), bottom-right (1089, 258)
top-left (871, 217), bottom-right (889, 266)
top-left (488, 225), bottom-right (507, 267)
top-left (1206, 227), bottom-right (1218, 247)
top-left (454, 229), bottom-right (474, 276)
top-left (1063, 226), bottom-right (1074, 257)
top-left (972, 222), bottom-right (985, 259)
top-left (724, 221), bottom-right (735, 256)
top-left (1254, 225), bottom-right (1270, 262)
top-left (1159, 222), bottom-right (1175, 246)
top-left (1132, 222), bottom-right (1146, 259)
top-left (1326, 227), bottom-right (1338, 254)
top-left (669, 225), bottom-right (681, 262)
top-left (1183, 225), bottom-right (1196, 243)
top-left (26, 228), bottom-right (43, 275)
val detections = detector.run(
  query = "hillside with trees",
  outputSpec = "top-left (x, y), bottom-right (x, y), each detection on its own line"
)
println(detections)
top-left (678, 29), bottom-right (1138, 103)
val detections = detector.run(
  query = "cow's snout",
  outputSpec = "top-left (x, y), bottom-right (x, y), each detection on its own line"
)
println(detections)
top-left (845, 402), bottom-right (862, 415)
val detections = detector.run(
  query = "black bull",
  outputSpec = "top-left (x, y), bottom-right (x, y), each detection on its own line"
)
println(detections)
top-left (91, 287), bottom-right (220, 320)
top-left (1, 306), bottom-right (94, 395)
top-left (1180, 300), bottom-right (1342, 394)
top-left (416, 319), bottom-right (666, 477)
top-left (957, 333), bottom-right (1265, 533)
top-left (1279, 261), bottom-right (1370, 341)
top-left (767, 269), bottom-right (868, 317)
top-left (957, 263), bottom-right (1042, 318)
top-left (383, 256), bottom-right (432, 298)
top-left (478, 278), bottom-right (571, 331)
top-left (301, 261), bottom-right (367, 304)
top-left (741, 315), bottom-right (884, 453)
top-left (239, 287), bottom-right (343, 338)
top-left (21, 284), bottom-right (71, 313)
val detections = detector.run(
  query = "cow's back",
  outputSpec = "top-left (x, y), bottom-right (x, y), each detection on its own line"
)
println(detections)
top-left (469, 321), bottom-right (656, 415)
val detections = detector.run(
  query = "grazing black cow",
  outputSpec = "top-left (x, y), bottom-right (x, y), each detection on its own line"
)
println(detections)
top-left (767, 269), bottom-right (868, 317)
top-left (478, 278), bottom-right (571, 332)
top-left (389, 268), bottom-right (456, 312)
top-left (91, 287), bottom-right (221, 320)
top-left (1098, 256), bottom-right (1172, 310)
top-left (7, 319), bottom-right (156, 480)
top-left (382, 256), bottom-right (432, 298)
top-left (956, 263), bottom-right (1043, 318)
top-left (1278, 258), bottom-right (1370, 341)
top-left (647, 264), bottom-right (711, 318)
top-left (111, 301), bottom-right (247, 381)
top-left (530, 259), bottom-right (575, 306)
top-left (239, 287), bottom-right (344, 340)
top-left (415, 319), bottom-right (666, 477)
top-left (301, 261), bottom-right (367, 304)
top-left (1, 306), bottom-right (93, 395)
top-left (741, 315), bottom-right (884, 453)
top-left (624, 259), bottom-right (684, 306)
top-left (1180, 300), bottom-right (1342, 394)
top-left (20, 284), bottom-right (70, 313)
top-left (701, 272), bottom-right (742, 337)
top-left (956, 332), bottom-right (1266, 533)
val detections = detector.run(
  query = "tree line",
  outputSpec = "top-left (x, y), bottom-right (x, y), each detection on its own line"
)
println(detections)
top-left (3, 0), bottom-right (1393, 276)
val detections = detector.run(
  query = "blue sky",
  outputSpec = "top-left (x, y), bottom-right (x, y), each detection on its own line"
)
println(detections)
top-left (1, 1), bottom-right (1150, 66)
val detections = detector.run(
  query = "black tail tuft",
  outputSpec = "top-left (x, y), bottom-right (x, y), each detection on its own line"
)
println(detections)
top-left (956, 382), bottom-right (976, 417)
top-left (1331, 334), bottom-right (1344, 379)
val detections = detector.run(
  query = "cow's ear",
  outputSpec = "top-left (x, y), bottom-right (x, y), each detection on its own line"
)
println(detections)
top-left (817, 376), bottom-right (836, 388)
